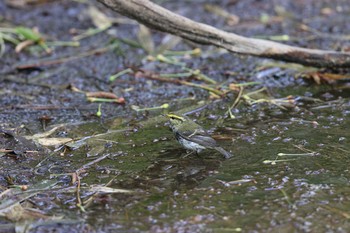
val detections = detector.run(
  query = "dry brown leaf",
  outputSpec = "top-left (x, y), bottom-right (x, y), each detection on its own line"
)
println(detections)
top-left (304, 72), bottom-right (350, 84)
top-left (229, 83), bottom-right (241, 91)
top-left (5, 0), bottom-right (56, 8)
top-left (37, 138), bottom-right (73, 146)
top-left (89, 185), bottom-right (132, 194)
top-left (204, 4), bottom-right (240, 26)
top-left (86, 91), bottom-right (119, 99)
top-left (137, 24), bottom-right (155, 54)
top-left (15, 40), bottom-right (35, 53)
top-left (87, 6), bottom-right (112, 29)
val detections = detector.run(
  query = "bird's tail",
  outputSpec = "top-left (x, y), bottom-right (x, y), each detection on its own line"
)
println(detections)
top-left (214, 147), bottom-right (233, 159)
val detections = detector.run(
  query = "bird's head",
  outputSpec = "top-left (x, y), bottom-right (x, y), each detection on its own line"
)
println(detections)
top-left (166, 113), bottom-right (186, 126)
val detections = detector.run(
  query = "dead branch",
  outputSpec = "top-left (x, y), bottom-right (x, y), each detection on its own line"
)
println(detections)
top-left (97, 0), bottom-right (350, 68)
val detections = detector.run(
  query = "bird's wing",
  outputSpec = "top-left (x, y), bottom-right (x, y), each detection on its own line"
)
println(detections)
top-left (180, 129), bottom-right (217, 147)
top-left (179, 127), bottom-right (209, 137)
top-left (189, 135), bottom-right (217, 147)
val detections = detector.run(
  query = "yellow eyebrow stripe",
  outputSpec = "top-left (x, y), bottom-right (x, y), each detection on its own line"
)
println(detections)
top-left (166, 114), bottom-right (185, 120)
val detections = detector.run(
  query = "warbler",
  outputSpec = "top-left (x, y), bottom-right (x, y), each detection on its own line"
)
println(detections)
top-left (166, 113), bottom-right (232, 159)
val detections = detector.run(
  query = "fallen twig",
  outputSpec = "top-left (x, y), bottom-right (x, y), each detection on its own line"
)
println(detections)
top-left (97, 0), bottom-right (350, 68)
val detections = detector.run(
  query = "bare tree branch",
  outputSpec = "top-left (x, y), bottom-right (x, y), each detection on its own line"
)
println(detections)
top-left (97, 0), bottom-right (350, 68)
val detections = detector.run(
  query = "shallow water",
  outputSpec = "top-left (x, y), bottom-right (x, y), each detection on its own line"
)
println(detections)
top-left (40, 86), bottom-right (348, 232)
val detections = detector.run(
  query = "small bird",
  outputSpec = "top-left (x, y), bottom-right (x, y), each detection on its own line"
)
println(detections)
top-left (166, 113), bottom-right (232, 159)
